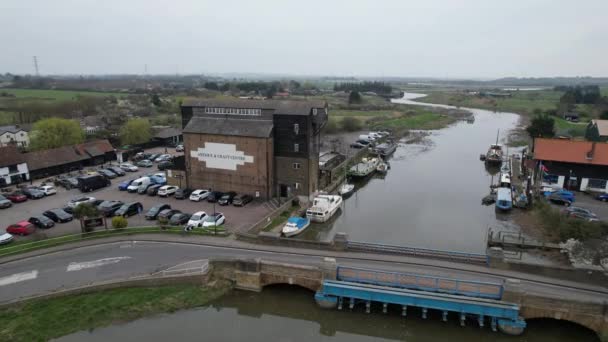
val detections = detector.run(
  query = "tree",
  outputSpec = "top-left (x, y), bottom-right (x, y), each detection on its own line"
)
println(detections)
top-left (348, 91), bottom-right (362, 104)
top-left (72, 203), bottom-right (101, 233)
top-left (526, 114), bottom-right (555, 139)
top-left (341, 117), bottom-right (363, 132)
top-left (151, 94), bottom-right (161, 107)
top-left (29, 118), bottom-right (85, 151)
top-left (119, 118), bottom-right (151, 145)
top-left (600, 110), bottom-right (608, 120)
top-left (111, 216), bottom-right (128, 229)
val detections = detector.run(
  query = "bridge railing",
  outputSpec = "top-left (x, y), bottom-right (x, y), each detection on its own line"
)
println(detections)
top-left (337, 266), bottom-right (503, 299)
top-left (346, 241), bottom-right (489, 265)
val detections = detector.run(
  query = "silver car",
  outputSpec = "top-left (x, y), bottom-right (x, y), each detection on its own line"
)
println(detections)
top-left (0, 195), bottom-right (12, 209)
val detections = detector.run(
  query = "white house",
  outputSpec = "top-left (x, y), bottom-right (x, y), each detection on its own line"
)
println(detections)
top-left (0, 125), bottom-right (30, 148)
top-left (0, 145), bottom-right (29, 187)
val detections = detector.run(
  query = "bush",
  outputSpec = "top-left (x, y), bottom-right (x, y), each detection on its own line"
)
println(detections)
top-left (341, 117), bottom-right (362, 132)
top-left (158, 216), bottom-right (169, 229)
top-left (535, 201), bottom-right (608, 241)
top-left (111, 216), bottom-right (128, 229)
top-left (322, 120), bottom-right (339, 134)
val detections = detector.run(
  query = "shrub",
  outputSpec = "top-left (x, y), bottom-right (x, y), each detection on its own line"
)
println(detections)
top-left (322, 120), bottom-right (339, 134)
top-left (158, 216), bottom-right (169, 229)
top-left (341, 117), bottom-right (362, 132)
top-left (111, 216), bottom-right (128, 229)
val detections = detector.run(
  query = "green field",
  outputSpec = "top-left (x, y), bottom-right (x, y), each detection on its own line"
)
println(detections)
top-left (370, 112), bottom-right (455, 130)
top-left (0, 284), bottom-right (230, 342)
top-left (0, 88), bottom-right (127, 102)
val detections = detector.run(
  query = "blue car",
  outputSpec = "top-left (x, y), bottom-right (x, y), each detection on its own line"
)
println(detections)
top-left (149, 175), bottom-right (167, 186)
top-left (118, 179), bottom-right (135, 191)
top-left (596, 193), bottom-right (608, 202)
top-left (544, 189), bottom-right (575, 205)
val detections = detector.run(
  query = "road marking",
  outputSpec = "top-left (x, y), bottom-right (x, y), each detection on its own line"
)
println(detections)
top-left (0, 270), bottom-right (38, 286)
top-left (67, 257), bottom-right (132, 272)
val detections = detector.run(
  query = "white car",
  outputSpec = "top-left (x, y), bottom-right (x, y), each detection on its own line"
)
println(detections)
top-left (39, 185), bottom-right (57, 196)
top-left (153, 172), bottom-right (166, 179)
top-left (202, 212), bottom-right (225, 228)
top-left (186, 211), bottom-right (208, 229)
top-left (189, 189), bottom-right (210, 202)
top-left (67, 196), bottom-right (97, 208)
top-left (0, 233), bottom-right (14, 245)
top-left (120, 163), bottom-right (139, 172)
top-left (154, 154), bottom-right (171, 162)
top-left (158, 185), bottom-right (178, 197)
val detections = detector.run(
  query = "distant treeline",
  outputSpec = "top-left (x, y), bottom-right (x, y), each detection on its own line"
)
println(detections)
top-left (333, 81), bottom-right (392, 94)
top-left (555, 85), bottom-right (602, 104)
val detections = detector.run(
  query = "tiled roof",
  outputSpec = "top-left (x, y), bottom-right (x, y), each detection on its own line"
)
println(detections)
top-left (0, 145), bottom-right (25, 167)
top-left (591, 120), bottom-right (608, 137)
top-left (0, 125), bottom-right (31, 134)
top-left (25, 140), bottom-right (114, 171)
top-left (534, 138), bottom-right (608, 166)
top-left (184, 116), bottom-right (273, 138)
top-left (181, 98), bottom-right (326, 115)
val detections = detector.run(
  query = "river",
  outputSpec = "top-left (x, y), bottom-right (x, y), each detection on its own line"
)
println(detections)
top-left (56, 286), bottom-right (599, 342)
top-left (302, 92), bottom-right (520, 254)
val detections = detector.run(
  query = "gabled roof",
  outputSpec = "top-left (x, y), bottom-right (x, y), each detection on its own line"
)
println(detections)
top-left (591, 119), bottom-right (608, 137)
top-left (153, 127), bottom-right (182, 139)
top-left (181, 98), bottom-right (327, 116)
top-left (0, 145), bottom-right (25, 167)
top-left (25, 140), bottom-right (114, 171)
top-left (183, 117), bottom-right (273, 138)
top-left (533, 138), bottom-right (608, 166)
top-left (0, 125), bottom-right (31, 135)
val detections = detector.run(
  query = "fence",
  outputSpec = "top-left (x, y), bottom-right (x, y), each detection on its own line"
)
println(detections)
top-left (247, 197), bottom-right (295, 234)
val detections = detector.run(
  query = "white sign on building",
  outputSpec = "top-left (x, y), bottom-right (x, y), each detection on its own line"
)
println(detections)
top-left (190, 142), bottom-right (254, 171)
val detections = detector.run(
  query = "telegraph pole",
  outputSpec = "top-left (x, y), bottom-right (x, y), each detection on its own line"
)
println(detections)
top-left (33, 56), bottom-right (40, 76)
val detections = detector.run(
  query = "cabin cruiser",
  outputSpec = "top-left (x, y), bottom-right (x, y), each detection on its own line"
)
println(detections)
top-left (306, 194), bottom-right (342, 222)
top-left (374, 142), bottom-right (397, 157)
top-left (485, 144), bottom-right (503, 165)
top-left (338, 183), bottom-right (355, 196)
top-left (348, 157), bottom-right (380, 178)
top-left (281, 217), bottom-right (311, 237)
top-left (376, 162), bottom-right (389, 174)
top-left (496, 188), bottom-right (513, 211)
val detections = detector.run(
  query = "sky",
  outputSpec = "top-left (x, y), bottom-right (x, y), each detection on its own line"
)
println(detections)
top-left (2, 0), bottom-right (608, 78)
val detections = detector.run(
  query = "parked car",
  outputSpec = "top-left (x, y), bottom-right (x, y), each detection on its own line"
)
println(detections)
top-left (157, 209), bottom-right (181, 221)
top-left (67, 196), bottom-right (97, 209)
top-left (186, 211), bottom-right (208, 229)
top-left (21, 187), bottom-right (45, 199)
top-left (561, 207), bottom-right (599, 222)
top-left (158, 185), bottom-right (179, 197)
top-left (97, 200), bottom-right (124, 217)
top-left (176, 144), bottom-right (184, 152)
top-left (7, 192), bottom-right (27, 203)
top-left (169, 212), bottom-right (191, 225)
top-left (0, 233), bottom-right (14, 245)
top-left (55, 177), bottom-right (79, 189)
top-left (218, 191), bottom-right (237, 205)
top-left (189, 189), bottom-right (210, 202)
top-left (39, 185), bottom-right (57, 196)
top-left (207, 191), bottom-right (224, 203)
top-left (148, 154), bottom-right (160, 162)
top-left (154, 154), bottom-right (172, 163)
top-left (6, 221), bottom-right (36, 236)
top-left (119, 163), bottom-right (139, 172)
top-left (596, 193), bottom-right (608, 202)
top-left (43, 208), bottom-right (74, 223)
top-left (202, 213), bottom-right (225, 227)
top-left (137, 159), bottom-right (154, 168)
top-left (127, 177), bottom-right (151, 193)
top-left (0, 195), bottom-right (12, 209)
top-left (28, 215), bottom-right (55, 229)
top-left (233, 194), bottom-right (253, 207)
top-left (137, 183), bottom-right (154, 194)
top-left (97, 169), bottom-right (117, 179)
top-left (145, 204), bottom-right (171, 220)
top-left (107, 166), bottom-right (126, 176)
top-left (147, 184), bottom-right (163, 196)
top-left (114, 202), bottom-right (143, 217)
top-left (149, 175), bottom-right (167, 185)
top-left (157, 161), bottom-right (174, 171)
top-left (350, 141), bottom-right (366, 149)
top-left (544, 189), bottom-right (575, 206)
top-left (174, 188), bottom-right (192, 200)
top-left (118, 179), bottom-right (135, 191)
top-left (77, 174), bottom-right (111, 192)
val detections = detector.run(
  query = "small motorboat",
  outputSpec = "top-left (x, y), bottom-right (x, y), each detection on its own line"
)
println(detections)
top-left (282, 217), bottom-right (311, 237)
top-left (338, 183), bottom-right (355, 196)
top-left (376, 162), bottom-right (389, 173)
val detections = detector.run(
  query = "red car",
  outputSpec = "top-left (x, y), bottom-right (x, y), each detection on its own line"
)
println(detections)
top-left (6, 221), bottom-right (36, 236)
top-left (7, 192), bottom-right (27, 203)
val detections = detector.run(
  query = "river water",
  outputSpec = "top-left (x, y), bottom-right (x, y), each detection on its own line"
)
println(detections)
top-left (56, 286), bottom-right (598, 342)
top-left (302, 93), bottom-right (520, 254)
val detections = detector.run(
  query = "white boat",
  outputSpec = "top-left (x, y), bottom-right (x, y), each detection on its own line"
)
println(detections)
top-left (281, 217), bottom-right (311, 237)
top-left (348, 157), bottom-right (380, 178)
top-left (376, 162), bottom-right (388, 173)
top-left (306, 194), bottom-right (343, 223)
top-left (496, 188), bottom-right (513, 211)
top-left (338, 183), bottom-right (355, 196)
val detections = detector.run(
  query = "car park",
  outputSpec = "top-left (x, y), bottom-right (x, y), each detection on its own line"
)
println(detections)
top-left (98, 169), bottom-right (117, 179)
top-left (186, 211), bottom-right (208, 228)
top-left (107, 166), bottom-right (126, 176)
top-left (7, 192), bottom-right (27, 203)
top-left (218, 191), bottom-right (237, 205)
top-left (0, 233), bottom-right (13, 245)
top-left (207, 191), bottom-right (224, 203)
top-left (39, 185), bottom-right (57, 196)
top-left (174, 188), bottom-right (192, 200)
top-left (157, 161), bottom-right (174, 170)
top-left (189, 189), bottom-right (210, 202)
top-left (233, 194), bottom-right (253, 207)
top-left (145, 204), bottom-right (171, 220)
top-left (0, 195), bottom-right (12, 209)
top-left (157, 209), bottom-right (181, 221)
top-left (169, 212), bottom-right (191, 225)
top-left (43, 209), bottom-right (74, 223)
top-left (67, 196), bottom-right (97, 209)
top-left (596, 193), bottom-right (608, 202)
top-left (6, 221), bottom-right (36, 236)
top-left (158, 185), bottom-right (179, 197)
top-left (137, 159), bottom-right (153, 168)
top-left (118, 179), bottom-right (135, 191)
top-left (21, 187), bottom-right (45, 199)
top-left (97, 200), bottom-right (124, 217)
top-left (561, 207), bottom-right (599, 222)
top-left (147, 184), bottom-right (163, 196)
top-left (120, 163), bottom-right (139, 172)
top-left (202, 212), bottom-right (225, 227)
top-left (28, 215), bottom-right (55, 229)
top-left (114, 202), bottom-right (143, 217)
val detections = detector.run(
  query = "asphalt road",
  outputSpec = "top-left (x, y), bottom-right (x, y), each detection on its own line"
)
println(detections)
top-left (1, 241), bottom-right (606, 305)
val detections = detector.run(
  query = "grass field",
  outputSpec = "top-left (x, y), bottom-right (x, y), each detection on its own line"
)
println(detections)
top-left (370, 112), bottom-right (455, 130)
top-left (0, 88), bottom-right (127, 102)
top-left (554, 117), bottom-right (588, 137)
top-left (0, 284), bottom-right (231, 342)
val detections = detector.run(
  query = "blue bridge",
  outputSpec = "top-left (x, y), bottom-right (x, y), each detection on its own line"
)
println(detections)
top-left (315, 266), bottom-right (526, 335)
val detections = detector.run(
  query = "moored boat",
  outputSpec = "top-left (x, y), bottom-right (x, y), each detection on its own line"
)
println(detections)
top-left (495, 188), bottom-right (513, 211)
top-left (375, 142), bottom-right (397, 157)
top-left (281, 217), bottom-right (311, 237)
top-left (485, 144), bottom-right (503, 165)
top-left (348, 157), bottom-right (380, 178)
top-left (338, 183), bottom-right (355, 196)
top-left (306, 194), bottom-right (342, 222)
top-left (376, 162), bottom-right (388, 174)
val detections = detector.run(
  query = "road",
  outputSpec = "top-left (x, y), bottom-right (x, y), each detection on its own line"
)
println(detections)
top-left (1, 240), bottom-right (607, 305)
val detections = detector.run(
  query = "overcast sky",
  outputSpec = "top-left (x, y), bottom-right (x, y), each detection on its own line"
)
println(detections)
top-left (2, 0), bottom-right (607, 78)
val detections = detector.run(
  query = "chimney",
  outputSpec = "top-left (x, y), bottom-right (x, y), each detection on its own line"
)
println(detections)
top-left (586, 142), bottom-right (596, 160)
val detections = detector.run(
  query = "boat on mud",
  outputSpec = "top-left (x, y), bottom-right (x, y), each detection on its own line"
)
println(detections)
top-left (495, 187), bottom-right (513, 211)
top-left (374, 142), bottom-right (397, 157)
top-left (348, 157), bottom-right (380, 178)
top-left (281, 217), bottom-right (311, 237)
top-left (376, 162), bottom-right (389, 174)
top-left (485, 144), bottom-right (503, 165)
top-left (306, 194), bottom-right (342, 223)
top-left (338, 183), bottom-right (355, 197)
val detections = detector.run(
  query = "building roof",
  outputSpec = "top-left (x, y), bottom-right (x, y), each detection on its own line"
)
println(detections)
top-left (181, 98), bottom-right (327, 116)
top-left (534, 138), bottom-right (608, 166)
top-left (0, 145), bottom-right (25, 167)
top-left (25, 140), bottom-right (114, 171)
top-left (0, 125), bottom-right (30, 135)
top-left (183, 117), bottom-right (273, 138)
top-left (591, 119), bottom-right (608, 137)
top-left (153, 127), bottom-right (182, 139)
top-left (74, 140), bottom-right (114, 157)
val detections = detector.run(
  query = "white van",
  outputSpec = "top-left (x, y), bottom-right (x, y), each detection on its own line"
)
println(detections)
top-left (127, 177), bottom-right (150, 193)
